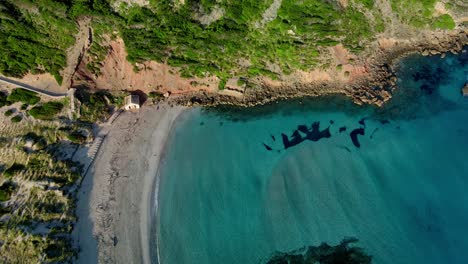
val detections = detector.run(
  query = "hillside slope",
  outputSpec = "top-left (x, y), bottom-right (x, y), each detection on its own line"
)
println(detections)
top-left (0, 0), bottom-right (467, 103)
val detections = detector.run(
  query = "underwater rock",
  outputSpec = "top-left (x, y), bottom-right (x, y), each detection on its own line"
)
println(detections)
top-left (358, 118), bottom-right (366, 127)
top-left (263, 143), bottom-right (273, 151)
top-left (339, 126), bottom-right (347, 133)
top-left (281, 122), bottom-right (331, 149)
top-left (350, 128), bottom-right (365, 148)
top-left (297, 125), bottom-right (309, 134)
top-left (379, 119), bottom-right (390, 125)
top-left (338, 145), bottom-right (352, 153)
top-left (420, 84), bottom-right (435, 95)
top-left (265, 237), bottom-right (372, 264)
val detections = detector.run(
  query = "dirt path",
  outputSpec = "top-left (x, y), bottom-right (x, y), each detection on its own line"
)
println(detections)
top-left (61, 17), bottom-right (92, 90)
top-left (0, 76), bottom-right (67, 98)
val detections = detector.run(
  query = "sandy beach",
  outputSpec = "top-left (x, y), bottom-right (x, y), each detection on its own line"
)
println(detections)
top-left (74, 103), bottom-right (186, 264)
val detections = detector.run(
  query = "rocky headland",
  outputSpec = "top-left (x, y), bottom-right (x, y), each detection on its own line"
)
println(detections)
top-left (168, 29), bottom-right (468, 108)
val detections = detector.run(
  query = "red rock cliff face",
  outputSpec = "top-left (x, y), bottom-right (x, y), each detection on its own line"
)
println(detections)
top-left (73, 38), bottom-right (219, 95)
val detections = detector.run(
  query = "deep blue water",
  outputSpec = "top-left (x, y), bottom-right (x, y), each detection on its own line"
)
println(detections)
top-left (153, 49), bottom-right (468, 264)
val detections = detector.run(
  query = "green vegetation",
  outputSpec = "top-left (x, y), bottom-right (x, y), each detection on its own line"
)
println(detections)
top-left (0, 1), bottom-right (77, 83)
top-left (77, 90), bottom-right (111, 122)
top-left (433, 14), bottom-right (456, 30)
top-left (0, 116), bottom-right (85, 262)
top-left (3, 163), bottom-right (25, 178)
top-left (0, 189), bottom-right (10, 202)
top-left (390, 0), bottom-right (456, 29)
top-left (0, 91), bottom-right (8, 108)
top-left (0, 0), bottom-right (461, 88)
top-left (76, 89), bottom-right (126, 122)
top-left (0, 181), bottom-right (15, 202)
top-left (148, 91), bottom-right (165, 103)
top-left (118, 0), bottom-right (375, 78)
top-left (4, 109), bottom-right (14, 117)
top-left (357, 0), bottom-right (375, 9)
top-left (391, 0), bottom-right (436, 27)
top-left (28, 102), bottom-right (64, 120)
top-left (66, 131), bottom-right (87, 144)
top-left (20, 103), bottom-right (28, 110)
top-left (7, 88), bottom-right (40, 105)
top-left (0, 0), bottom-right (380, 81)
top-left (148, 91), bottom-right (164, 99)
top-left (444, 1), bottom-right (468, 20)
top-left (11, 115), bottom-right (22, 123)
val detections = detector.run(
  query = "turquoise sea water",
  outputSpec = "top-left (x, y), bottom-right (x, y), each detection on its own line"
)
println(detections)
top-left (153, 50), bottom-right (468, 264)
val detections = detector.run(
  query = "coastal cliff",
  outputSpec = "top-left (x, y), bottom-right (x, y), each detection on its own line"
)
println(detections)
top-left (170, 29), bottom-right (468, 107)
top-left (1, 0), bottom-right (467, 109)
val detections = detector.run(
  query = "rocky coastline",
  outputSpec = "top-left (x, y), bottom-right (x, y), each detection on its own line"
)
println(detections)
top-left (169, 29), bottom-right (468, 108)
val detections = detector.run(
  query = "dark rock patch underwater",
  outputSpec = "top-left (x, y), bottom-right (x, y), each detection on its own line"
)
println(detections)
top-left (281, 122), bottom-right (331, 149)
top-left (264, 237), bottom-right (371, 264)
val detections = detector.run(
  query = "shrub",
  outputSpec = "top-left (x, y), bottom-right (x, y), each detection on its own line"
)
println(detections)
top-left (22, 132), bottom-right (42, 142)
top-left (3, 163), bottom-right (25, 178)
top-left (33, 139), bottom-right (47, 150)
top-left (28, 102), bottom-right (64, 120)
top-left (0, 181), bottom-right (16, 202)
top-left (0, 1), bottom-right (74, 82)
top-left (66, 131), bottom-right (87, 144)
top-left (148, 91), bottom-right (164, 103)
top-left (22, 132), bottom-right (47, 150)
top-left (432, 14), bottom-right (456, 30)
top-left (7, 88), bottom-right (40, 105)
top-left (76, 90), bottom-right (111, 122)
top-left (0, 91), bottom-right (9, 108)
top-left (148, 91), bottom-right (164, 99)
top-left (20, 103), bottom-right (29, 110)
top-left (0, 190), bottom-right (9, 202)
top-left (4, 109), bottom-right (14, 117)
top-left (219, 78), bottom-right (227, 90)
top-left (11, 115), bottom-right (22, 123)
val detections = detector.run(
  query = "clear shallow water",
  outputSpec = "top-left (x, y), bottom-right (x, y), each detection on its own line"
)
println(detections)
top-left (153, 50), bottom-right (468, 264)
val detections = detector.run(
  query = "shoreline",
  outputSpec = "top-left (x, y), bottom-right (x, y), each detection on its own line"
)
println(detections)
top-left (74, 103), bottom-right (185, 264)
top-left (148, 109), bottom-right (187, 264)
top-left (169, 29), bottom-right (467, 108)
top-left (141, 106), bottom-right (187, 264)
top-left (72, 31), bottom-right (467, 264)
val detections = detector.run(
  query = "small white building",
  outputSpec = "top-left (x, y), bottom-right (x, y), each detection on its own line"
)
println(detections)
top-left (124, 95), bottom-right (140, 110)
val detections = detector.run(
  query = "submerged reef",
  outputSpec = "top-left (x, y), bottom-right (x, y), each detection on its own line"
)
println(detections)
top-left (281, 122), bottom-right (331, 149)
top-left (265, 237), bottom-right (372, 264)
top-left (350, 128), bottom-right (366, 148)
